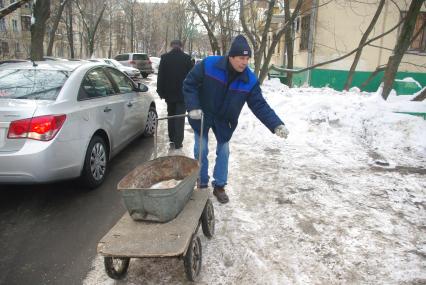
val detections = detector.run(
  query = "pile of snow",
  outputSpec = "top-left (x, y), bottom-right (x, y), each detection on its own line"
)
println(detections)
top-left (239, 78), bottom-right (426, 167)
top-left (84, 77), bottom-right (426, 285)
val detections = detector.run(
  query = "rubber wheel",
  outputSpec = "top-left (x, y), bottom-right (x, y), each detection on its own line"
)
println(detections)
top-left (81, 135), bottom-right (108, 189)
top-left (184, 235), bottom-right (202, 281)
top-left (201, 199), bottom-right (215, 238)
top-left (104, 256), bottom-right (130, 280)
top-left (141, 72), bottom-right (148, 78)
top-left (143, 106), bottom-right (157, 137)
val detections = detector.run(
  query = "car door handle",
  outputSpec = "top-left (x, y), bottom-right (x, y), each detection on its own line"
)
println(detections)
top-left (104, 107), bottom-right (112, 112)
top-left (127, 102), bottom-right (133, 107)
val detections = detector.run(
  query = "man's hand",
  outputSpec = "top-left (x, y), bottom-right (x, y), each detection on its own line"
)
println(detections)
top-left (274, 125), bottom-right (289, 139)
top-left (188, 109), bottom-right (202, 120)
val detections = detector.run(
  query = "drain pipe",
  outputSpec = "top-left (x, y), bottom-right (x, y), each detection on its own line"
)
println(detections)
top-left (307, 0), bottom-right (319, 85)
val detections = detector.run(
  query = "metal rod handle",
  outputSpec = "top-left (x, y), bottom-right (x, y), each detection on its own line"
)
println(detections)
top-left (153, 112), bottom-right (204, 171)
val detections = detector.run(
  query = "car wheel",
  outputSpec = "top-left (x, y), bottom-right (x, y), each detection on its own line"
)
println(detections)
top-left (143, 106), bottom-right (157, 137)
top-left (81, 135), bottom-right (108, 189)
top-left (141, 72), bottom-right (148, 78)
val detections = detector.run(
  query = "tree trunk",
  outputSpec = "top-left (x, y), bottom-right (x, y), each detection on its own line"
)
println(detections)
top-left (130, 3), bottom-right (134, 52)
top-left (30, 0), bottom-right (51, 60)
top-left (411, 87), bottom-right (426, 101)
top-left (284, 0), bottom-right (293, 87)
top-left (360, 66), bottom-right (386, 90)
top-left (66, 0), bottom-right (74, 58)
top-left (47, 0), bottom-right (68, 56)
top-left (344, 0), bottom-right (385, 90)
top-left (381, 0), bottom-right (423, 100)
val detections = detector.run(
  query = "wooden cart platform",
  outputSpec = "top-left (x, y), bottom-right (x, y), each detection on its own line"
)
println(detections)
top-left (97, 190), bottom-right (209, 258)
top-left (96, 189), bottom-right (215, 281)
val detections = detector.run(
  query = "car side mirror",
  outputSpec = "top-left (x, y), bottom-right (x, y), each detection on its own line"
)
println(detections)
top-left (137, 82), bottom-right (148, 92)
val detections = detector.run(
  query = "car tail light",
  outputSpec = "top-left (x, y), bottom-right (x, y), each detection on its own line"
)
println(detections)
top-left (148, 59), bottom-right (152, 64)
top-left (129, 60), bottom-right (136, 65)
top-left (8, 114), bottom-right (66, 141)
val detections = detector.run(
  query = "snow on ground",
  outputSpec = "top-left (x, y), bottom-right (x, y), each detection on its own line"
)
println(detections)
top-left (84, 77), bottom-right (426, 285)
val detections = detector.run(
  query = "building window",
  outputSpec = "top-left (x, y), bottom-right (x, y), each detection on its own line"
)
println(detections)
top-left (12, 19), bottom-right (18, 32)
top-left (1, 42), bottom-right (9, 55)
top-left (0, 18), bottom-right (6, 32)
top-left (300, 14), bottom-right (311, 51)
top-left (0, 0), bottom-right (4, 8)
top-left (409, 12), bottom-right (426, 52)
top-left (15, 42), bottom-right (20, 52)
top-left (21, 16), bottom-right (31, 31)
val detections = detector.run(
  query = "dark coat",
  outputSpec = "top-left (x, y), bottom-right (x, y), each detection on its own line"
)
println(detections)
top-left (183, 56), bottom-right (284, 143)
top-left (157, 48), bottom-right (193, 103)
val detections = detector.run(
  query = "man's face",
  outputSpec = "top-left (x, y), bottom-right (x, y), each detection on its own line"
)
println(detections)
top-left (229, 56), bottom-right (250, 72)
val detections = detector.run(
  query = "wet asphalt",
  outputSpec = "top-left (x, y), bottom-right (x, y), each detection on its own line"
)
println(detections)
top-left (0, 135), bottom-right (155, 285)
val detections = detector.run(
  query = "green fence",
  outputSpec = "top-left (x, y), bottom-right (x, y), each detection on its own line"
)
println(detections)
top-left (270, 66), bottom-right (425, 95)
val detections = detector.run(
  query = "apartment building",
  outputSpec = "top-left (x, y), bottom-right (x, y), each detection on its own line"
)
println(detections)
top-left (269, 0), bottom-right (425, 93)
top-left (0, 0), bottom-right (32, 59)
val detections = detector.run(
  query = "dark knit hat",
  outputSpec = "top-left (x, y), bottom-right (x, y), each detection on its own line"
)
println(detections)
top-left (228, 35), bottom-right (251, 57)
top-left (170, 39), bottom-right (183, 48)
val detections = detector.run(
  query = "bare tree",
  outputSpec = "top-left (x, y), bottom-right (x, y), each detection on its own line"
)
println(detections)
top-left (0, 0), bottom-right (31, 19)
top-left (47, 0), bottom-right (70, 56)
top-left (119, 0), bottom-right (137, 52)
top-left (190, 0), bottom-right (221, 55)
top-left (381, 0), bottom-right (424, 100)
top-left (76, 0), bottom-right (107, 57)
top-left (343, 0), bottom-right (385, 91)
top-left (190, 0), bottom-right (238, 55)
top-left (271, 13), bottom-right (406, 82)
top-left (65, 0), bottom-right (75, 58)
top-left (240, 0), bottom-right (304, 83)
top-left (31, 0), bottom-right (51, 60)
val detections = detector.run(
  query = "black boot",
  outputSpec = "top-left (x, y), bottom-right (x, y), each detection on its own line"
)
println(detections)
top-left (213, 186), bottom-right (229, 204)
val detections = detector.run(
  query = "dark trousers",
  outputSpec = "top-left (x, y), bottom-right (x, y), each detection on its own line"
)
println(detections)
top-left (167, 101), bottom-right (185, 148)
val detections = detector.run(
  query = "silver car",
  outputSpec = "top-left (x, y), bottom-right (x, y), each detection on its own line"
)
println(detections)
top-left (89, 58), bottom-right (141, 80)
top-left (0, 61), bottom-right (157, 188)
top-left (114, 53), bottom-right (154, 78)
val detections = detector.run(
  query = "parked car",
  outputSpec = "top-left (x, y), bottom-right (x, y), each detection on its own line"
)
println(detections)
top-left (0, 59), bottom-right (29, 66)
top-left (89, 58), bottom-right (141, 80)
top-left (149, 56), bottom-right (160, 74)
top-left (114, 53), bottom-right (154, 78)
top-left (42, 56), bottom-right (69, 61)
top-left (0, 61), bottom-right (157, 188)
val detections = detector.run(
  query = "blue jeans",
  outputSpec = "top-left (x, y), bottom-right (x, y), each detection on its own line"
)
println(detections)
top-left (194, 129), bottom-right (229, 188)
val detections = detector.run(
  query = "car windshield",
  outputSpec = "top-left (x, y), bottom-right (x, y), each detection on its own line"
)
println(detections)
top-left (0, 69), bottom-right (69, 100)
top-left (104, 59), bottom-right (122, 68)
top-left (133, 54), bottom-right (148, 60)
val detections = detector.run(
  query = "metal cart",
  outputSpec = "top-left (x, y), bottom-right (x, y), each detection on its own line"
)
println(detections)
top-left (97, 114), bottom-right (215, 281)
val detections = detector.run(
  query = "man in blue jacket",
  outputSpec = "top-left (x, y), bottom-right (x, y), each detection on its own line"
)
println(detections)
top-left (183, 35), bottom-right (289, 204)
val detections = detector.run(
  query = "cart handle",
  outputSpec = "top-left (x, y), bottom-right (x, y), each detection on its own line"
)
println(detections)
top-left (154, 112), bottom-right (204, 169)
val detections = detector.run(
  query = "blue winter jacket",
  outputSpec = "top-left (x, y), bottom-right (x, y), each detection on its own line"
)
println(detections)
top-left (183, 56), bottom-right (284, 143)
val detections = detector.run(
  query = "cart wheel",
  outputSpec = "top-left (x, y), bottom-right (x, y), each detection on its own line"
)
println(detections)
top-left (201, 199), bottom-right (215, 238)
top-left (104, 256), bottom-right (130, 280)
top-left (184, 235), bottom-right (202, 281)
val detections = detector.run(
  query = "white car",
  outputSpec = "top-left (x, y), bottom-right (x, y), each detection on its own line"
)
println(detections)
top-left (149, 56), bottom-right (160, 74)
top-left (0, 61), bottom-right (157, 188)
top-left (90, 58), bottom-right (141, 80)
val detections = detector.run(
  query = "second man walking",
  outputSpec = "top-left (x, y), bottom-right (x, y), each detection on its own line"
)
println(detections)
top-left (157, 39), bottom-right (194, 149)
